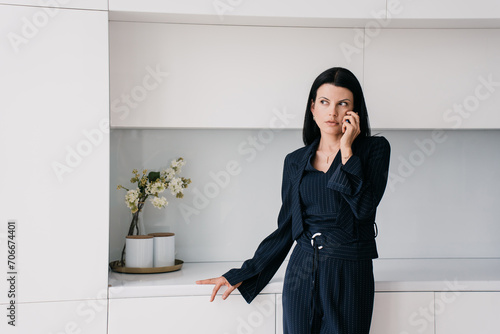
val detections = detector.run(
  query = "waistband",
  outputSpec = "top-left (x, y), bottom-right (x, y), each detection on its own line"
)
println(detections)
top-left (296, 224), bottom-right (377, 257)
top-left (296, 230), bottom-right (345, 257)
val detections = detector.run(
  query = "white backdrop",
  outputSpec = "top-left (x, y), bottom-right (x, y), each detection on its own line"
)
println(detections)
top-left (110, 129), bottom-right (500, 262)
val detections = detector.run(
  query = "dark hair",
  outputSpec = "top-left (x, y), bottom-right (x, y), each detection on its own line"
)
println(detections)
top-left (302, 67), bottom-right (371, 145)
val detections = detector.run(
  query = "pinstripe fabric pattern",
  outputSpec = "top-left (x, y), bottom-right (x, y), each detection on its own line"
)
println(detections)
top-left (283, 239), bottom-right (374, 334)
top-left (223, 136), bottom-right (390, 319)
top-left (300, 151), bottom-right (339, 230)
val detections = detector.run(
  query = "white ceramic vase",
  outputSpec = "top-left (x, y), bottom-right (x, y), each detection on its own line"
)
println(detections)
top-left (125, 235), bottom-right (154, 268)
top-left (148, 232), bottom-right (175, 267)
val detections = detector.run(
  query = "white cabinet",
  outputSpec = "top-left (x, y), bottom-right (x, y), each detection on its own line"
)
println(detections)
top-left (370, 292), bottom-right (435, 334)
top-left (0, 4), bottom-right (109, 304)
top-left (107, 260), bottom-right (500, 334)
top-left (109, 22), bottom-right (363, 129)
top-left (0, 299), bottom-right (107, 333)
top-left (435, 292), bottom-right (500, 334)
top-left (109, 0), bottom-right (500, 25)
top-left (364, 29), bottom-right (500, 129)
top-left (276, 294), bottom-right (283, 334)
top-left (110, 24), bottom-right (500, 131)
top-left (109, 0), bottom-right (386, 24)
top-left (108, 295), bottom-right (276, 334)
top-left (0, 0), bottom-right (107, 10)
top-left (393, 0), bottom-right (500, 19)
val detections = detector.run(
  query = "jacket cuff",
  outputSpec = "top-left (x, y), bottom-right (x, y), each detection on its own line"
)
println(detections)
top-left (327, 155), bottom-right (363, 195)
top-left (223, 268), bottom-right (248, 287)
top-left (223, 270), bottom-right (259, 304)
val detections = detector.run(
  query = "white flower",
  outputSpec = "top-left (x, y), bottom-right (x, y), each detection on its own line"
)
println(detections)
top-left (147, 181), bottom-right (166, 195)
top-left (150, 196), bottom-right (168, 209)
top-left (161, 168), bottom-right (176, 181)
top-left (168, 177), bottom-right (183, 195)
top-left (125, 189), bottom-right (140, 212)
top-left (125, 189), bottom-right (139, 202)
top-left (171, 158), bottom-right (185, 170)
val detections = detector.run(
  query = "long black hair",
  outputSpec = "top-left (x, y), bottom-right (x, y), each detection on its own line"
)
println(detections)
top-left (302, 67), bottom-right (371, 145)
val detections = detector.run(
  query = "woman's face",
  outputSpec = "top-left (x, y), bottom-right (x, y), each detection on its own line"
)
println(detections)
top-left (311, 84), bottom-right (354, 136)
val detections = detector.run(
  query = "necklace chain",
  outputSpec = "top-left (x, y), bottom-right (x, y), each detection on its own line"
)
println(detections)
top-left (317, 150), bottom-right (337, 164)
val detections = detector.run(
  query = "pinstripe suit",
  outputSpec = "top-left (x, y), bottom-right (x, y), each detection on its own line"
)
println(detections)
top-left (224, 135), bottom-right (391, 333)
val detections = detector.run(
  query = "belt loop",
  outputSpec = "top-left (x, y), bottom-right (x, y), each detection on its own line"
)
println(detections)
top-left (374, 222), bottom-right (378, 238)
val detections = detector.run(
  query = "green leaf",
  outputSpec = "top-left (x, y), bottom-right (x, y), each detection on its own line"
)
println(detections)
top-left (148, 171), bottom-right (161, 183)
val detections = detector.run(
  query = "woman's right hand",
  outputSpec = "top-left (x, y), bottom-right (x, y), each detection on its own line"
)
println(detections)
top-left (196, 276), bottom-right (242, 302)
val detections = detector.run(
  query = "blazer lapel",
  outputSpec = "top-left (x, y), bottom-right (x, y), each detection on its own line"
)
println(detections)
top-left (290, 138), bottom-right (319, 240)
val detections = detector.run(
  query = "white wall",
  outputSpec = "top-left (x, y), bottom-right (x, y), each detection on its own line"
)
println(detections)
top-left (377, 130), bottom-right (500, 258)
top-left (109, 129), bottom-right (500, 262)
top-left (109, 129), bottom-right (302, 262)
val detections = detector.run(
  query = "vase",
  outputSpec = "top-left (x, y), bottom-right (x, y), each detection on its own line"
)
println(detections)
top-left (127, 203), bottom-right (146, 236)
top-left (125, 235), bottom-right (154, 268)
top-left (120, 206), bottom-right (147, 266)
top-left (148, 232), bottom-right (175, 267)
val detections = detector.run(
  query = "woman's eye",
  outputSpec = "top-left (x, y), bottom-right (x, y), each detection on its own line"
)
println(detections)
top-left (320, 100), bottom-right (328, 105)
top-left (339, 101), bottom-right (348, 106)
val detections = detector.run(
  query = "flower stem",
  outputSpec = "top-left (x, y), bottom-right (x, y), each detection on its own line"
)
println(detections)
top-left (120, 198), bottom-right (147, 266)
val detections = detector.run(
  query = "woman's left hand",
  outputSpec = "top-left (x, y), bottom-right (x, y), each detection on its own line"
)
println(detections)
top-left (196, 276), bottom-right (242, 302)
top-left (341, 111), bottom-right (361, 148)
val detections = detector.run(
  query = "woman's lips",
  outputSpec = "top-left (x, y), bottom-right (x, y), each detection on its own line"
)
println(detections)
top-left (325, 121), bottom-right (339, 126)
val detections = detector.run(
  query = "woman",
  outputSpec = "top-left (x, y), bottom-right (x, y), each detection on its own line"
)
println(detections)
top-left (197, 67), bottom-right (391, 334)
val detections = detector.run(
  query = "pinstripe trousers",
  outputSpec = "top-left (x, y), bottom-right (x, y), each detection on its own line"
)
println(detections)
top-left (282, 231), bottom-right (375, 334)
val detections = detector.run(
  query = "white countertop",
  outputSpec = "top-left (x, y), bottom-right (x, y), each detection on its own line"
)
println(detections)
top-left (108, 258), bottom-right (500, 299)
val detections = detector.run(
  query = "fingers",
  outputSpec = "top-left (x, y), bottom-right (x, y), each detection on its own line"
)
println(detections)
top-left (222, 281), bottom-right (242, 300)
top-left (222, 285), bottom-right (235, 300)
top-left (343, 112), bottom-right (360, 134)
top-left (343, 111), bottom-right (359, 126)
top-left (196, 278), bottom-right (216, 285)
top-left (197, 277), bottom-right (230, 302)
top-left (197, 277), bottom-right (241, 302)
top-left (210, 282), bottom-right (223, 302)
top-left (196, 277), bottom-right (221, 302)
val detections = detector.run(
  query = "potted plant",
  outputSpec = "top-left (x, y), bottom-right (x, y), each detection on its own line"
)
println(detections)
top-left (116, 157), bottom-right (191, 266)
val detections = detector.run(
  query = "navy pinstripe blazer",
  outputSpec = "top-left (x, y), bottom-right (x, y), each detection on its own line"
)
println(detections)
top-left (224, 135), bottom-right (391, 304)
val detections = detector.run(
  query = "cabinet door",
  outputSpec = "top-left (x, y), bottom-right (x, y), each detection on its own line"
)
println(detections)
top-left (435, 292), bottom-right (500, 334)
top-left (108, 295), bottom-right (276, 334)
top-left (364, 29), bottom-right (500, 129)
top-left (393, 0), bottom-right (500, 19)
top-left (109, 22), bottom-right (363, 129)
top-left (276, 294), bottom-right (283, 334)
top-left (0, 5), bottom-right (109, 303)
top-left (370, 292), bottom-right (435, 334)
top-left (0, 299), bottom-right (107, 333)
top-left (109, 0), bottom-right (385, 21)
top-left (0, 0), bottom-right (107, 10)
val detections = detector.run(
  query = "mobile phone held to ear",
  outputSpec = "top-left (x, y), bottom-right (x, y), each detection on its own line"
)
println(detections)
top-left (345, 111), bottom-right (358, 123)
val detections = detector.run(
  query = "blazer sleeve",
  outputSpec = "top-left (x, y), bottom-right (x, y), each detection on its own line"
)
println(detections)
top-left (222, 154), bottom-right (295, 304)
top-left (327, 136), bottom-right (391, 221)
